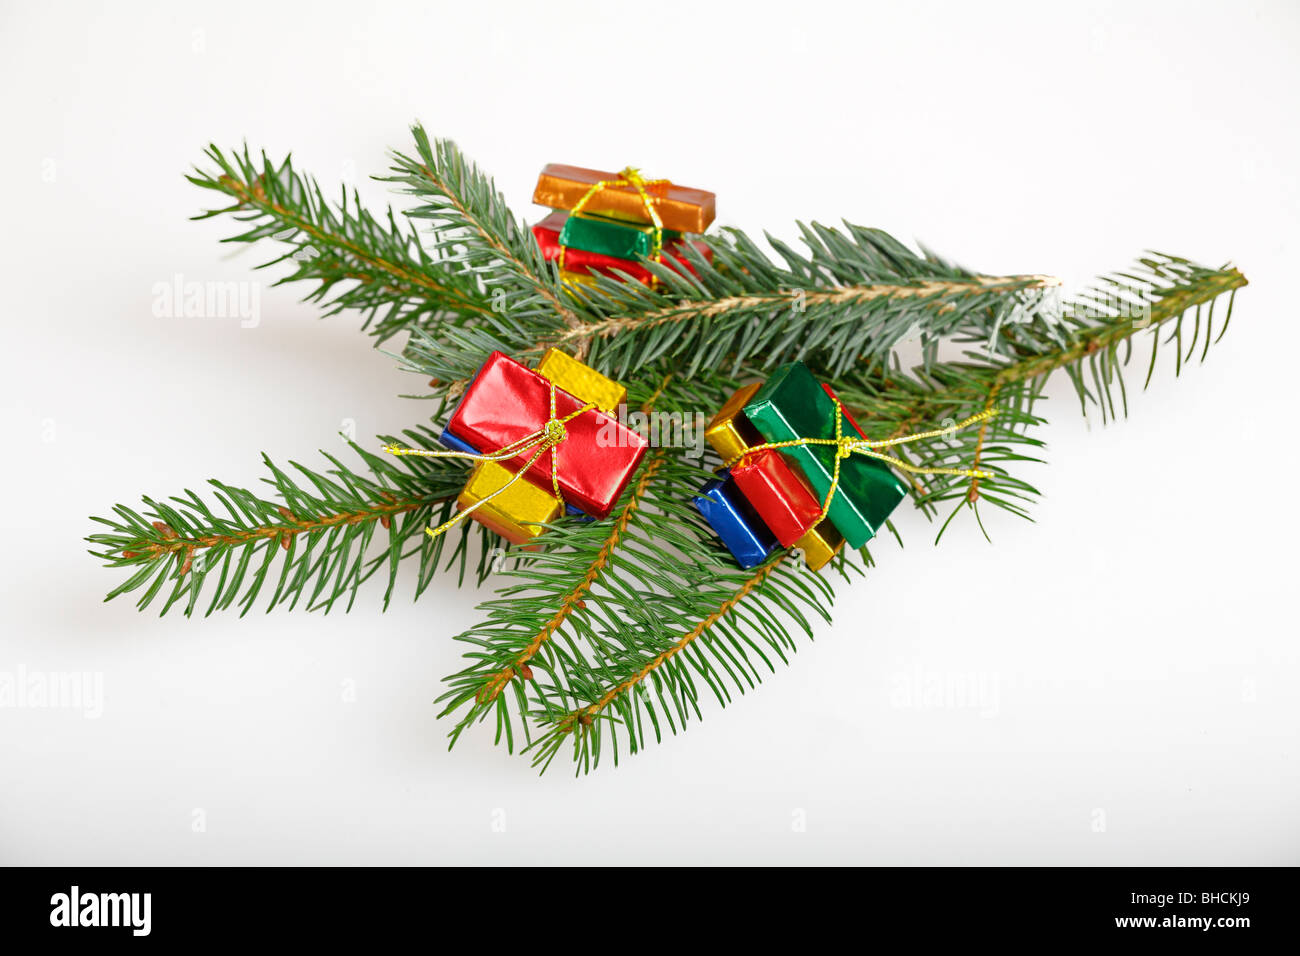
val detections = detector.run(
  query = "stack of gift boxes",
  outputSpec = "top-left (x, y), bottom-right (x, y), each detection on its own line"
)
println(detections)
top-left (441, 166), bottom-right (908, 561)
top-left (530, 163), bottom-right (716, 286)
top-left (440, 348), bottom-right (648, 546)
top-left (432, 163), bottom-right (719, 546)
top-left (695, 362), bottom-right (911, 571)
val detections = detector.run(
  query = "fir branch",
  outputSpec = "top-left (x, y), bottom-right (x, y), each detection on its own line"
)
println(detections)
top-left (94, 130), bottom-right (1251, 776)
top-left (471, 451), bottom-right (670, 710)
top-left (530, 224), bottom-right (1064, 382)
top-left (522, 546), bottom-right (840, 776)
top-left (386, 134), bottom-right (1064, 392)
top-left (510, 256), bottom-right (1247, 773)
top-left (434, 437), bottom-right (842, 771)
top-left (963, 385), bottom-right (1002, 506)
top-left (547, 556), bottom-right (786, 734)
top-left (830, 254), bottom-right (1246, 535)
top-left (554, 273), bottom-right (1060, 360)
top-left (385, 129), bottom-right (579, 350)
top-left (88, 428), bottom-right (488, 616)
top-left (989, 256), bottom-right (1246, 413)
top-left (190, 144), bottom-right (492, 341)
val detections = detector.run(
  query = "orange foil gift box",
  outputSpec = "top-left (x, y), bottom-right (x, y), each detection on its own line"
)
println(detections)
top-left (532, 164), bottom-right (716, 234)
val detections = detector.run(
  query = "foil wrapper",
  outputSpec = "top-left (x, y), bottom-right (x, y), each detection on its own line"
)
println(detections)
top-left (693, 471), bottom-right (778, 570)
top-left (442, 351), bottom-right (647, 520)
top-left (793, 519), bottom-right (845, 572)
top-left (706, 384), bottom-right (821, 547)
top-left (533, 211), bottom-right (710, 284)
top-left (744, 363), bottom-right (908, 549)
top-left (536, 347), bottom-right (626, 414)
top-left (532, 163), bottom-right (716, 233)
top-left (457, 460), bottom-right (562, 546)
top-left (560, 211), bottom-right (679, 259)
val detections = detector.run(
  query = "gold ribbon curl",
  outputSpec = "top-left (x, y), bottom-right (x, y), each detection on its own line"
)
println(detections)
top-left (384, 383), bottom-right (595, 541)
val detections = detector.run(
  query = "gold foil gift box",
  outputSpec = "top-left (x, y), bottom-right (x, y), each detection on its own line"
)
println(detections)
top-left (456, 460), bottom-right (563, 547)
top-left (535, 347), bottom-right (626, 413)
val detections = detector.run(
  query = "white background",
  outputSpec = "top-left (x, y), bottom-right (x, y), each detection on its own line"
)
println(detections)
top-left (1, 0), bottom-right (1296, 865)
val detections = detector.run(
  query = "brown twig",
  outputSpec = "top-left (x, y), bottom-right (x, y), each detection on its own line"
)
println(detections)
top-left (118, 497), bottom-right (441, 574)
top-left (552, 276), bottom-right (1062, 346)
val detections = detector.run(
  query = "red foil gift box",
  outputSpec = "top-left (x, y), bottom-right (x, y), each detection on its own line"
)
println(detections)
top-left (531, 211), bottom-right (711, 284)
top-left (444, 352), bottom-right (648, 519)
top-left (730, 448), bottom-right (823, 548)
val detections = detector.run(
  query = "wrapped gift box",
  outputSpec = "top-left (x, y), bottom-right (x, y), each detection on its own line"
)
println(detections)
top-left (442, 351), bottom-right (648, 520)
top-left (535, 346), bottom-right (626, 414)
top-left (743, 362), bottom-right (908, 549)
top-left (457, 460), bottom-right (562, 546)
top-left (559, 211), bottom-right (680, 260)
top-left (792, 518), bottom-right (845, 572)
top-left (693, 471), bottom-right (779, 570)
top-left (532, 211), bottom-right (710, 284)
top-left (532, 163), bottom-right (716, 233)
top-left (705, 382), bottom-right (822, 548)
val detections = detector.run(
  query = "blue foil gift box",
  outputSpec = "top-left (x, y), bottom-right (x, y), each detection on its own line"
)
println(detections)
top-left (692, 471), bottom-right (779, 569)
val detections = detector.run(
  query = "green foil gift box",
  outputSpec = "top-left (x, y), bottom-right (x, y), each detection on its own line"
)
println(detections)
top-left (558, 211), bottom-right (681, 260)
top-left (743, 362), bottom-right (908, 549)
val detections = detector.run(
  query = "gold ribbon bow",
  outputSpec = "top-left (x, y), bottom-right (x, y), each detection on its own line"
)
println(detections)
top-left (558, 166), bottom-right (669, 281)
top-left (725, 398), bottom-right (997, 524)
top-left (384, 383), bottom-right (595, 541)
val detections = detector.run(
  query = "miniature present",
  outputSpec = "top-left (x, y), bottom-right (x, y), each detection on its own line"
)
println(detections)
top-left (440, 346), bottom-right (626, 459)
top-left (792, 519), bottom-right (846, 572)
top-left (531, 211), bottom-right (711, 285)
top-left (532, 163), bottom-right (716, 233)
top-left (692, 471), bottom-right (779, 570)
top-left (534, 344), bottom-right (627, 414)
top-left (705, 382), bottom-right (822, 548)
top-left (441, 350), bottom-right (647, 520)
top-left (560, 211), bottom-right (681, 260)
top-left (457, 460), bottom-right (562, 546)
top-left (743, 363), bottom-right (909, 549)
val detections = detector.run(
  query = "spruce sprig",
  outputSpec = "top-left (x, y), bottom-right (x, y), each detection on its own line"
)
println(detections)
top-left (189, 144), bottom-right (493, 342)
top-left (91, 130), bottom-right (1247, 774)
top-left (89, 428), bottom-right (490, 617)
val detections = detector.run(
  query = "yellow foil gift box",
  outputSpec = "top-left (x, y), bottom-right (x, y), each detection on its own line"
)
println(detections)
top-left (456, 460), bottom-right (563, 546)
top-left (705, 382), bottom-right (764, 463)
top-left (792, 519), bottom-right (845, 572)
top-left (535, 347), bottom-right (626, 413)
